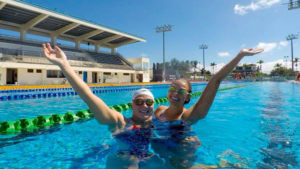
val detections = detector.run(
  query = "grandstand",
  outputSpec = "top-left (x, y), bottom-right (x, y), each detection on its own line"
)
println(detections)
top-left (0, 0), bottom-right (148, 85)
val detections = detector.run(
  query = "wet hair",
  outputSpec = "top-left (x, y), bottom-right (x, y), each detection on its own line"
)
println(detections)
top-left (174, 78), bottom-right (192, 104)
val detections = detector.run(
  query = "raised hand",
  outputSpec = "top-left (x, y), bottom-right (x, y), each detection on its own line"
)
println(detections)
top-left (240, 48), bottom-right (264, 56)
top-left (42, 43), bottom-right (68, 66)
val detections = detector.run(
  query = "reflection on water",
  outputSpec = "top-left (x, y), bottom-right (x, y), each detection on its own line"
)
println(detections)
top-left (257, 83), bottom-right (298, 168)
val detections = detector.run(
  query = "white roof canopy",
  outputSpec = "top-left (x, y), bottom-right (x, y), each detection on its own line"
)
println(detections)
top-left (0, 0), bottom-right (145, 48)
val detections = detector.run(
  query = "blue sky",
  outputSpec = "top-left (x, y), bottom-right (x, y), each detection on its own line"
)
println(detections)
top-left (7, 0), bottom-right (300, 73)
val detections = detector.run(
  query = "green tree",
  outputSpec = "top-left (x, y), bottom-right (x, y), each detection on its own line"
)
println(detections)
top-left (206, 70), bottom-right (211, 75)
top-left (275, 63), bottom-right (282, 69)
top-left (191, 61), bottom-right (198, 80)
top-left (257, 60), bottom-right (264, 72)
top-left (200, 68), bottom-right (205, 75)
top-left (242, 63), bottom-right (249, 69)
top-left (270, 63), bottom-right (292, 76)
top-left (210, 62), bottom-right (216, 75)
top-left (170, 58), bottom-right (180, 77)
top-left (294, 58), bottom-right (299, 71)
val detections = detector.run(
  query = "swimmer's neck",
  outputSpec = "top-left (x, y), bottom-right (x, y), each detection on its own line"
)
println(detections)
top-left (131, 115), bottom-right (152, 126)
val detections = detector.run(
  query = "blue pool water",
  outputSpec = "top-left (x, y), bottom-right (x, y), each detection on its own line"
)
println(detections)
top-left (0, 82), bottom-right (299, 168)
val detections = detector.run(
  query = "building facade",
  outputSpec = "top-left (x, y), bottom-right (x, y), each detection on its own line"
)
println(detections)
top-left (0, 0), bottom-right (149, 85)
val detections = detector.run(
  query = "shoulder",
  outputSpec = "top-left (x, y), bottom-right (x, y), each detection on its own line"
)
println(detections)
top-left (108, 117), bottom-right (131, 133)
top-left (182, 105), bottom-right (197, 122)
top-left (154, 105), bottom-right (168, 117)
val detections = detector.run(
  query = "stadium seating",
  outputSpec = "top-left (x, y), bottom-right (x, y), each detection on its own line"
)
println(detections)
top-left (0, 36), bottom-right (133, 69)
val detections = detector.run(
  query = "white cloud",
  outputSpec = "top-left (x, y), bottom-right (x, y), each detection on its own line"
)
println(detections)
top-left (256, 42), bottom-right (277, 52)
top-left (205, 63), bottom-right (226, 74)
top-left (279, 41), bottom-right (288, 47)
top-left (218, 52), bottom-right (230, 58)
top-left (206, 59), bottom-right (293, 75)
top-left (204, 58), bottom-right (297, 75)
top-left (260, 59), bottom-right (289, 73)
top-left (211, 63), bottom-right (226, 74)
top-left (234, 0), bottom-right (281, 15)
top-left (241, 59), bottom-right (294, 74)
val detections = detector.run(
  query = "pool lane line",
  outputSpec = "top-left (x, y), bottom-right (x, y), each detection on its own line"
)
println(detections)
top-left (0, 81), bottom-right (208, 91)
top-left (191, 83), bottom-right (255, 97)
top-left (0, 83), bottom-right (253, 135)
top-left (257, 83), bottom-right (298, 168)
top-left (0, 83), bottom-right (207, 101)
top-left (0, 82), bottom-right (168, 90)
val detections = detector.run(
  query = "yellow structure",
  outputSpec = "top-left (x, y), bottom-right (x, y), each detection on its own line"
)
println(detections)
top-left (127, 57), bottom-right (151, 82)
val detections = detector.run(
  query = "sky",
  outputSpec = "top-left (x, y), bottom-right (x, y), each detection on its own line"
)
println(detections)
top-left (3, 0), bottom-right (300, 73)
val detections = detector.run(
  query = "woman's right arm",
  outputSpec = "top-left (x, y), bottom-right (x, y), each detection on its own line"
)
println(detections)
top-left (43, 43), bottom-right (125, 125)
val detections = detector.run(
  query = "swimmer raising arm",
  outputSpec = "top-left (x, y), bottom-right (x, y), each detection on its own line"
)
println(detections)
top-left (43, 43), bottom-right (160, 168)
top-left (182, 48), bottom-right (264, 124)
top-left (43, 43), bottom-right (155, 128)
top-left (43, 43), bottom-right (125, 126)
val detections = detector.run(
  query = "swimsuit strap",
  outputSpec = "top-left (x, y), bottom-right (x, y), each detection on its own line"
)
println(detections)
top-left (124, 118), bottom-right (137, 130)
top-left (131, 124), bottom-right (137, 130)
top-left (126, 118), bottom-right (153, 130)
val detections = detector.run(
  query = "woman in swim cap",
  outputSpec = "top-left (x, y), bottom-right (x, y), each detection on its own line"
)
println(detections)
top-left (152, 48), bottom-right (264, 168)
top-left (42, 43), bottom-right (161, 168)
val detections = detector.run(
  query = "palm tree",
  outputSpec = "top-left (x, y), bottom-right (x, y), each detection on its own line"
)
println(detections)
top-left (294, 58), bottom-right (299, 71)
top-left (170, 58), bottom-right (180, 77)
top-left (275, 63), bottom-right (282, 69)
top-left (257, 60), bottom-right (264, 72)
top-left (271, 63), bottom-right (284, 76)
top-left (191, 61), bottom-right (198, 80)
top-left (210, 62), bottom-right (216, 75)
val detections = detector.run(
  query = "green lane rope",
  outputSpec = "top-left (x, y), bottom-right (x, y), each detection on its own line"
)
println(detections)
top-left (0, 84), bottom-right (253, 135)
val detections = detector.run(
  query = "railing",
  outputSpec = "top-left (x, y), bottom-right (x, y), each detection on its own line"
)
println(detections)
top-left (0, 37), bottom-right (131, 66)
top-left (0, 46), bottom-right (131, 68)
top-left (267, 76), bottom-right (296, 81)
top-left (223, 76), bottom-right (297, 81)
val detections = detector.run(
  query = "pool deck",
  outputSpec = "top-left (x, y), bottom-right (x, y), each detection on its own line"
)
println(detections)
top-left (0, 81), bottom-right (206, 90)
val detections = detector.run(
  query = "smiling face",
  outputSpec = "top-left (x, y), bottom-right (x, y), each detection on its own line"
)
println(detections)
top-left (167, 79), bottom-right (191, 106)
top-left (131, 95), bottom-right (154, 122)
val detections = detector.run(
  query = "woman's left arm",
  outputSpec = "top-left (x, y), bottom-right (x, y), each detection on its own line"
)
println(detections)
top-left (183, 48), bottom-right (263, 124)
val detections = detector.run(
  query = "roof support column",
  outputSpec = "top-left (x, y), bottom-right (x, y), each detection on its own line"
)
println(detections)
top-left (141, 61), bottom-right (144, 70)
top-left (147, 62), bottom-right (150, 72)
top-left (51, 36), bottom-right (57, 46)
top-left (75, 40), bottom-right (80, 50)
top-left (0, 2), bottom-right (6, 10)
top-left (111, 47), bottom-right (117, 54)
top-left (95, 45), bottom-right (99, 52)
top-left (20, 30), bottom-right (26, 41)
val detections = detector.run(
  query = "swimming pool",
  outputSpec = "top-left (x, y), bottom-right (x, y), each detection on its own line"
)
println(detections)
top-left (0, 82), bottom-right (299, 168)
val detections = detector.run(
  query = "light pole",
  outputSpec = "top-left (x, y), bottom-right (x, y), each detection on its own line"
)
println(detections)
top-left (286, 34), bottom-right (298, 73)
top-left (156, 24), bottom-right (172, 82)
top-left (288, 0), bottom-right (300, 10)
top-left (199, 44), bottom-right (208, 78)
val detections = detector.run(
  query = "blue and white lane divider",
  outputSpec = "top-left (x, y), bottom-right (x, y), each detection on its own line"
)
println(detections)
top-left (0, 83), bottom-right (207, 101)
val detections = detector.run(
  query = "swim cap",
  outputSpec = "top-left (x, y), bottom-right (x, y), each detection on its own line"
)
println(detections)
top-left (132, 88), bottom-right (154, 100)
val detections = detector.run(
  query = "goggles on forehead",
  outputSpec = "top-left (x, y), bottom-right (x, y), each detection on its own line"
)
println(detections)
top-left (169, 86), bottom-right (188, 95)
top-left (133, 99), bottom-right (154, 106)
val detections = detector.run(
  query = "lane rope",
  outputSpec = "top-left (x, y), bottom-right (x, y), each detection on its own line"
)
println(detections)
top-left (0, 84), bottom-right (253, 135)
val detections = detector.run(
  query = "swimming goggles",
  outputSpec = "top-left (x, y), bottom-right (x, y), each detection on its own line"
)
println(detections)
top-left (168, 86), bottom-right (188, 95)
top-left (133, 99), bottom-right (154, 106)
